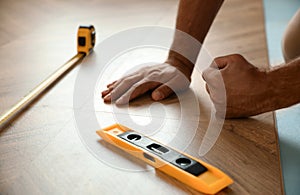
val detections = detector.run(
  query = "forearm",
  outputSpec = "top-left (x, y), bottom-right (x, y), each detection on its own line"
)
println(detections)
top-left (268, 57), bottom-right (300, 111)
top-left (166, 0), bottom-right (224, 78)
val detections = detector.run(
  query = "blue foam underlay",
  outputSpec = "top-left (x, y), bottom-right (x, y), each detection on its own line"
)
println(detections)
top-left (263, 0), bottom-right (300, 194)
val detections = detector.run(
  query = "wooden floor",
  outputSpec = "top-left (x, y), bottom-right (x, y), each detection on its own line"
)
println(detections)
top-left (0, 0), bottom-right (283, 194)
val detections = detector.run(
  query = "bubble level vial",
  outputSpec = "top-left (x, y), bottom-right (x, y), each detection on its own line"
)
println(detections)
top-left (96, 124), bottom-right (233, 194)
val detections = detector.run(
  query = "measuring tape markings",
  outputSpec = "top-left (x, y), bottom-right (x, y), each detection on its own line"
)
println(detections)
top-left (0, 25), bottom-right (95, 130)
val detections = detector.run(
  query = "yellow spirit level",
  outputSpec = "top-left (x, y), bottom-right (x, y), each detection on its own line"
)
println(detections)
top-left (97, 124), bottom-right (233, 194)
top-left (0, 25), bottom-right (95, 130)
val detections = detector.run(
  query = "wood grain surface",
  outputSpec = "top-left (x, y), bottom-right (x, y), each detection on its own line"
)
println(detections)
top-left (0, 0), bottom-right (283, 194)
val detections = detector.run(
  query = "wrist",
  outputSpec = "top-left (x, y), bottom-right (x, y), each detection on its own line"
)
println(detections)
top-left (267, 62), bottom-right (300, 110)
top-left (165, 50), bottom-right (195, 80)
top-left (240, 70), bottom-right (276, 117)
top-left (263, 70), bottom-right (278, 112)
top-left (245, 70), bottom-right (276, 116)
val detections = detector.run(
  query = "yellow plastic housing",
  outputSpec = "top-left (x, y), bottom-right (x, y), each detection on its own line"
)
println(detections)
top-left (77, 25), bottom-right (95, 55)
top-left (96, 124), bottom-right (233, 194)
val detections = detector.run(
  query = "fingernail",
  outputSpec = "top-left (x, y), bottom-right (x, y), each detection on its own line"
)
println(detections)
top-left (152, 91), bottom-right (163, 101)
top-left (101, 90), bottom-right (109, 97)
top-left (104, 94), bottom-right (111, 103)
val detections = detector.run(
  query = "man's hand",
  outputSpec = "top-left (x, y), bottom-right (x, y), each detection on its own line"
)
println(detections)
top-left (101, 63), bottom-right (190, 105)
top-left (202, 54), bottom-right (273, 118)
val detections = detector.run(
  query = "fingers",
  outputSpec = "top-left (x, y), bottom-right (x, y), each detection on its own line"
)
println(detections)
top-left (101, 80), bottom-right (117, 98)
top-left (115, 80), bottom-right (160, 105)
top-left (208, 54), bottom-right (245, 70)
top-left (202, 56), bottom-right (228, 82)
top-left (151, 74), bottom-right (188, 101)
top-left (102, 88), bottom-right (112, 98)
top-left (209, 56), bottom-right (228, 69)
top-left (202, 68), bottom-right (210, 81)
top-left (111, 75), bottom-right (144, 100)
top-left (202, 67), bottom-right (222, 89)
top-left (152, 84), bottom-right (173, 101)
top-left (107, 81), bottom-right (117, 88)
top-left (205, 84), bottom-right (210, 94)
top-left (101, 63), bottom-right (191, 104)
top-left (103, 93), bottom-right (112, 103)
top-left (102, 74), bottom-right (144, 103)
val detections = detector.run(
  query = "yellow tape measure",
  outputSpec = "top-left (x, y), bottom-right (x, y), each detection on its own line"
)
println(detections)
top-left (0, 25), bottom-right (95, 130)
top-left (97, 124), bottom-right (233, 194)
top-left (77, 25), bottom-right (95, 55)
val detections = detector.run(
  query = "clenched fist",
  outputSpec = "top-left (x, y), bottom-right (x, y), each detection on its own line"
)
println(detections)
top-left (202, 54), bottom-right (273, 118)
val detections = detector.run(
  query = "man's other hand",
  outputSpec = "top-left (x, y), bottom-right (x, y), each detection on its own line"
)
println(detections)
top-left (202, 54), bottom-right (271, 118)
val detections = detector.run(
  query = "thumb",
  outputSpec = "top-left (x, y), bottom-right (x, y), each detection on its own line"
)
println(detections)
top-left (211, 56), bottom-right (229, 69)
top-left (152, 84), bottom-right (174, 101)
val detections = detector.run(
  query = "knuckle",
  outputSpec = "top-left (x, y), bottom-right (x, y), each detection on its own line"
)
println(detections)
top-left (213, 56), bottom-right (225, 64)
top-left (202, 69), bottom-right (214, 81)
top-left (231, 53), bottom-right (243, 58)
top-left (229, 54), bottom-right (245, 62)
top-left (122, 76), bottom-right (137, 85)
top-left (202, 69), bottom-right (208, 78)
top-left (160, 85), bottom-right (173, 95)
top-left (148, 71), bottom-right (161, 81)
top-left (131, 83), bottom-right (141, 89)
top-left (149, 71), bottom-right (161, 80)
top-left (132, 81), bottom-right (147, 90)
